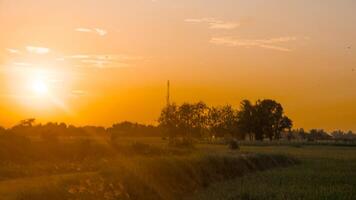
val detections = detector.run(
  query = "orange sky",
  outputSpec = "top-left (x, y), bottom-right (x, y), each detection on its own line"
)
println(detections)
top-left (0, 0), bottom-right (355, 131)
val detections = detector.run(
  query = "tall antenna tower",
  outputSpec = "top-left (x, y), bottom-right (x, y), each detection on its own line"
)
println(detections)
top-left (166, 80), bottom-right (170, 106)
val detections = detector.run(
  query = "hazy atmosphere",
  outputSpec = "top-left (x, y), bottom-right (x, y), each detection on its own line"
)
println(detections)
top-left (1, 1), bottom-right (356, 200)
top-left (1, 0), bottom-right (355, 131)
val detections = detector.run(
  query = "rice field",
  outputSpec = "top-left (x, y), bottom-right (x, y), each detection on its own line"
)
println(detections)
top-left (189, 145), bottom-right (356, 200)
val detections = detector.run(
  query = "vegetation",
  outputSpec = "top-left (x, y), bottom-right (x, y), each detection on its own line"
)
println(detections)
top-left (157, 99), bottom-right (293, 144)
top-left (158, 99), bottom-right (355, 143)
top-left (190, 146), bottom-right (356, 200)
top-left (0, 138), bottom-right (298, 200)
top-left (0, 99), bottom-right (355, 199)
top-left (1, 99), bottom-right (355, 145)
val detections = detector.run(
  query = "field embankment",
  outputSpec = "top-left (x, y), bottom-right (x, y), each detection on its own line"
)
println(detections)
top-left (1, 151), bottom-right (298, 200)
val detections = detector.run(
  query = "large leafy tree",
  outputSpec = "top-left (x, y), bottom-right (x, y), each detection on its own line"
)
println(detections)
top-left (208, 105), bottom-right (239, 138)
top-left (158, 102), bottom-right (209, 140)
top-left (237, 100), bottom-right (255, 140)
top-left (254, 99), bottom-right (292, 140)
top-left (158, 103), bottom-right (180, 140)
top-left (177, 102), bottom-right (209, 138)
top-left (237, 99), bottom-right (293, 141)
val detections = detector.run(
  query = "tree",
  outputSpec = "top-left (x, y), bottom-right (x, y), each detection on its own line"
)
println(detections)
top-left (177, 102), bottom-right (209, 138)
top-left (208, 105), bottom-right (239, 138)
top-left (159, 102), bottom-right (210, 141)
top-left (236, 99), bottom-right (293, 141)
top-left (297, 128), bottom-right (307, 140)
top-left (158, 103), bottom-right (180, 140)
top-left (237, 100), bottom-right (255, 140)
top-left (308, 129), bottom-right (332, 141)
top-left (158, 99), bottom-right (293, 142)
top-left (18, 118), bottom-right (36, 127)
top-left (275, 116), bottom-right (293, 140)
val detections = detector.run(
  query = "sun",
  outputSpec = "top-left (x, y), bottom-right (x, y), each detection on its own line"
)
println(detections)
top-left (31, 79), bottom-right (49, 96)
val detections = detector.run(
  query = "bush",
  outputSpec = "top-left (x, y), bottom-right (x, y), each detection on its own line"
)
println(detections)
top-left (169, 138), bottom-right (195, 149)
top-left (228, 140), bottom-right (240, 150)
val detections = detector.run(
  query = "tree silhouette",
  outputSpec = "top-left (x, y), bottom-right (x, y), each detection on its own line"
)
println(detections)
top-left (237, 100), bottom-right (255, 140)
top-left (208, 105), bottom-right (239, 138)
top-left (158, 103), bottom-right (180, 141)
top-left (18, 118), bottom-right (36, 127)
top-left (159, 99), bottom-right (293, 142)
top-left (236, 99), bottom-right (292, 141)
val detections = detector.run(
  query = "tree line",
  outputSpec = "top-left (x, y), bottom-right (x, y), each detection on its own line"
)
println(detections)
top-left (0, 99), bottom-right (355, 142)
top-left (158, 99), bottom-right (293, 141)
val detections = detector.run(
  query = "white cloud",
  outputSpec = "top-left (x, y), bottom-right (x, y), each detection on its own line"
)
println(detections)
top-left (80, 59), bottom-right (130, 69)
top-left (71, 90), bottom-right (88, 97)
top-left (75, 27), bottom-right (108, 36)
top-left (64, 54), bottom-right (140, 69)
top-left (185, 18), bottom-right (240, 30)
top-left (94, 28), bottom-right (107, 36)
top-left (75, 28), bottom-right (92, 33)
top-left (68, 54), bottom-right (142, 61)
top-left (13, 62), bottom-right (33, 67)
top-left (26, 46), bottom-right (50, 54)
top-left (210, 36), bottom-right (297, 52)
top-left (69, 55), bottom-right (91, 59)
top-left (209, 22), bottom-right (239, 30)
top-left (6, 48), bottom-right (21, 54)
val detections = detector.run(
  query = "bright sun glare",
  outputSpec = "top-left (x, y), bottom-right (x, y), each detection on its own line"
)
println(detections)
top-left (31, 79), bottom-right (49, 96)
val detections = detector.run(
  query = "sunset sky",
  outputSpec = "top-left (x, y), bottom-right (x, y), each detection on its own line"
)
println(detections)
top-left (0, 0), bottom-right (355, 131)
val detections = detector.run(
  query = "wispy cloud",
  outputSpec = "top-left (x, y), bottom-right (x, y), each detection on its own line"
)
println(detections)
top-left (75, 28), bottom-right (108, 36)
top-left (26, 46), bottom-right (50, 54)
top-left (68, 54), bottom-right (142, 61)
top-left (13, 62), bottom-right (34, 67)
top-left (6, 48), bottom-right (22, 54)
top-left (185, 18), bottom-right (240, 30)
top-left (94, 28), bottom-right (107, 36)
top-left (75, 28), bottom-right (92, 33)
top-left (71, 90), bottom-right (88, 97)
top-left (80, 60), bottom-right (130, 69)
top-left (64, 54), bottom-right (141, 68)
top-left (210, 36), bottom-right (297, 52)
top-left (68, 55), bottom-right (91, 59)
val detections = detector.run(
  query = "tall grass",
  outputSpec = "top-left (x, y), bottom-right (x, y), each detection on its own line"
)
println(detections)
top-left (9, 153), bottom-right (297, 200)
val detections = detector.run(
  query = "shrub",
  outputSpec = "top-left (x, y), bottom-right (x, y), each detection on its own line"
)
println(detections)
top-left (228, 140), bottom-right (240, 150)
top-left (169, 138), bottom-right (195, 149)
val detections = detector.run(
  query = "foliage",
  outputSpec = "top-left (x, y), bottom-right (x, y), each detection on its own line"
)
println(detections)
top-left (228, 139), bottom-right (240, 150)
top-left (190, 146), bottom-right (356, 200)
top-left (159, 99), bottom-right (293, 141)
top-left (307, 129), bottom-right (332, 141)
top-left (209, 105), bottom-right (239, 138)
top-left (158, 102), bottom-right (210, 140)
top-left (108, 121), bottom-right (161, 139)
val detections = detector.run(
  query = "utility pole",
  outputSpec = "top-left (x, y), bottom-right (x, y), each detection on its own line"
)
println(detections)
top-left (166, 80), bottom-right (170, 106)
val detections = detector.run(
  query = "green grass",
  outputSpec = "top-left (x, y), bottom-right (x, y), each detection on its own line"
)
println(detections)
top-left (189, 146), bottom-right (356, 200)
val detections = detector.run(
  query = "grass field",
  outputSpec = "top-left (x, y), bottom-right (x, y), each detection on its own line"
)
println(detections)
top-left (189, 145), bottom-right (356, 200)
top-left (0, 137), bottom-right (355, 200)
